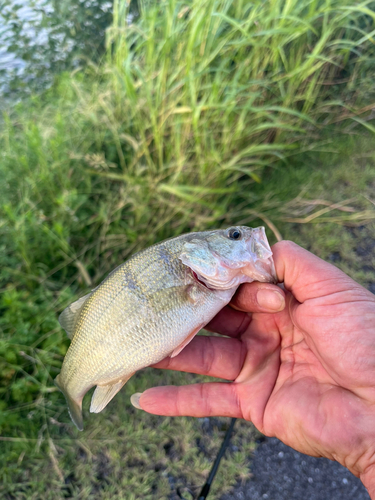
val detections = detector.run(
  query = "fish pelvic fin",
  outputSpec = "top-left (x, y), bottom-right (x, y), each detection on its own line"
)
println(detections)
top-left (59, 292), bottom-right (92, 339)
top-left (90, 373), bottom-right (134, 414)
top-left (54, 374), bottom-right (84, 431)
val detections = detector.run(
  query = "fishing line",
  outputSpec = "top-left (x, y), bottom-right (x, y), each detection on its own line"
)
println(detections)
top-left (177, 417), bottom-right (237, 500)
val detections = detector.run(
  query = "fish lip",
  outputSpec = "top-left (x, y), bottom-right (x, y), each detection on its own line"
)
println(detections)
top-left (241, 265), bottom-right (277, 284)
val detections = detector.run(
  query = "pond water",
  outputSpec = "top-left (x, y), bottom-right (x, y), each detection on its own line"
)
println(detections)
top-left (0, 0), bottom-right (113, 97)
top-left (1, 1), bottom-right (53, 90)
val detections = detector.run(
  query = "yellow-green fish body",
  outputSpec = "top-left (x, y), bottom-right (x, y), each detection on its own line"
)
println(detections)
top-left (55, 227), bottom-right (276, 430)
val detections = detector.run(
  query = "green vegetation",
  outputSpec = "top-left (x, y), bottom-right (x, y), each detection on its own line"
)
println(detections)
top-left (252, 133), bottom-right (375, 282)
top-left (1, 0), bottom-right (375, 498)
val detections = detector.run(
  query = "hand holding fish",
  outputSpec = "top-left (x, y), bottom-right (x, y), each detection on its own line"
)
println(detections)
top-left (137, 241), bottom-right (375, 498)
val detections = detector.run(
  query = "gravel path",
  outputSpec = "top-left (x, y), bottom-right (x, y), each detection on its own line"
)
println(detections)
top-left (220, 437), bottom-right (370, 500)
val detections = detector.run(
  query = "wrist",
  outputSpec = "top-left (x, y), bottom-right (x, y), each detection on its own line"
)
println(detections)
top-left (361, 464), bottom-right (375, 499)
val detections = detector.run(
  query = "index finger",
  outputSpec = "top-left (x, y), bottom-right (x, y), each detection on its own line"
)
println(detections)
top-left (134, 382), bottom-right (243, 419)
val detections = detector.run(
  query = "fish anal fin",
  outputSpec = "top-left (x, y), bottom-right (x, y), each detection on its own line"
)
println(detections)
top-left (90, 374), bottom-right (134, 414)
top-left (59, 292), bottom-right (92, 339)
top-left (170, 325), bottom-right (203, 358)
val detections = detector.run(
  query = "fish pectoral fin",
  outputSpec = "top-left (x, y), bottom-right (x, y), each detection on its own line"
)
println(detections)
top-left (90, 374), bottom-right (134, 414)
top-left (59, 292), bottom-right (92, 339)
top-left (170, 325), bottom-right (203, 358)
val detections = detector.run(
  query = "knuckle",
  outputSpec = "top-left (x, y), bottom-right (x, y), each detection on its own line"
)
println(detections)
top-left (199, 383), bottom-right (212, 416)
top-left (201, 337), bottom-right (215, 376)
top-left (231, 384), bottom-right (243, 419)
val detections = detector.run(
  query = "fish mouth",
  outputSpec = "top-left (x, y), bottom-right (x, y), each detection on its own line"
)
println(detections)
top-left (191, 270), bottom-right (212, 290)
top-left (190, 268), bottom-right (240, 290)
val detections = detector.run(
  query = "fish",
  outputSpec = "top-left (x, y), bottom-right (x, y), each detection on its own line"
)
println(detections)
top-left (55, 226), bottom-right (276, 430)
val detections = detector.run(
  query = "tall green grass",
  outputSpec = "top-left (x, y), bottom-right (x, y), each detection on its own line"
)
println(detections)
top-left (0, 0), bottom-right (375, 497)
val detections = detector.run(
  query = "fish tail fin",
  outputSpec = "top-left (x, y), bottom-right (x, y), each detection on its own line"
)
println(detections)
top-left (55, 374), bottom-right (83, 431)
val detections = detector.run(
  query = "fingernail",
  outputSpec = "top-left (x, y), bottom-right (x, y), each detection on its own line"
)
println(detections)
top-left (257, 289), bottom-right (285, 311)
top-left (130, 392), bottom-right (143, 410)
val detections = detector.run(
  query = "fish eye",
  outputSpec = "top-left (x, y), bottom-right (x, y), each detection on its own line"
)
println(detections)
top-left (228, 227), bottom-right (242, 240)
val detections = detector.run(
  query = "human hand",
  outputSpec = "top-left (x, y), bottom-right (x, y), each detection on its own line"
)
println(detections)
top-left (132, 241), bottom-right (375, 497)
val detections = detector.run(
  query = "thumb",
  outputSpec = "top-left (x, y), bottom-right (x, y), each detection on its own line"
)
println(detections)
top-left (271, 241), bottom-right (367, 303)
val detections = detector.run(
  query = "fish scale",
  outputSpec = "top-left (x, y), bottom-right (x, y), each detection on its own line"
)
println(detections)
top-left (55, 227), bottom-right (276, 430)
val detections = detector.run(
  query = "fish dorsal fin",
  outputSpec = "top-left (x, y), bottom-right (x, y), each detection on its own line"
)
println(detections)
top-left (90, 374), bottom-right (134, 414)
top-left (59, 292), bottom-right (92, 339)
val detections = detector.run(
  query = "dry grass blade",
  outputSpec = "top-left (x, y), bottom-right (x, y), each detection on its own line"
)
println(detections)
top-left (281, 199), bottom-right (362, 223)
top-left (48, 438), bottom-right (64, 482)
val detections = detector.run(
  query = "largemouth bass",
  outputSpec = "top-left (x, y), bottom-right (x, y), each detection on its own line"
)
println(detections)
top-left (55, 226), bottom-right (276, 430)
